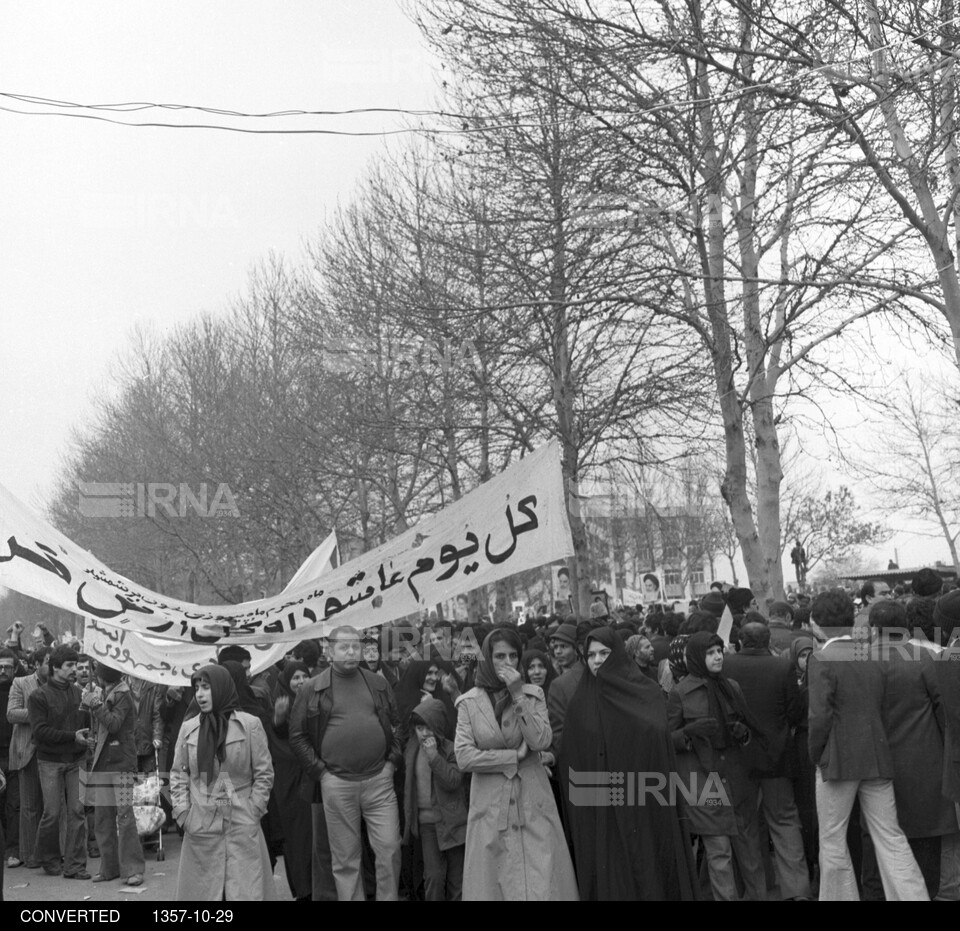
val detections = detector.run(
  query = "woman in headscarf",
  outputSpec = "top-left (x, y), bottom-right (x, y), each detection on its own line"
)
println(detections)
top-left (520, 649), bottom-right (556, 696)
top-left (521, 647), bottom-right (563, 803)
top-left (267, 661), bottom-right (313, 902)
top-left (666, 632), bottom-right (766, 901)
top-left (361, 635), bottom-right (398, 690)
top-left (658, 632), bottom-right (690, 695)
top-left (170, 664), bottom-right (276, 901)
top-left (560, 626), bottom-right (698, 900)
top-left (789, 636), bottom-right (818, 881)
top-left (221, 660), bottom-right (272, 728)
top-left (395, 659), bottom-right (461, 744)
top-left (222, 659), bottom-right (283, 867)
top-left (454, 627), bottom-right (578, 901)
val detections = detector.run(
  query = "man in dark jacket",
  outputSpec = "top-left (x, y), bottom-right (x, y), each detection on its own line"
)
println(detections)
top-left (808, 600), bottom-right (927, 900)
top-left (0, 649), bottom-right (21, 869)
top-left (767, 602), bottom-right (798, 654)
top-left (724, 623), bottom-right (811, 899)
top-left (127, 675), bottom-right (162, 772)
top-left (289, 624), bottom-right (402, 901)
top-left (935, 590), bottom-right (960, 900)
top-left (859, 601), bottom-right (958, 899)
top-left (27, 646), bottom-right (92, 879)
top-left (546, 622), bottom-right (584, 761)
top-left (84, 663), bottom-right (144, 885)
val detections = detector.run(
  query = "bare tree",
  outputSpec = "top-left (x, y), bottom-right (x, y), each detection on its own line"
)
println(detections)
top-left (414, 1), bottom-right (709, 611)
top-left (408, 0), bottom-right (924, 605)
top-left (857, 376), bottom-right (960, 571)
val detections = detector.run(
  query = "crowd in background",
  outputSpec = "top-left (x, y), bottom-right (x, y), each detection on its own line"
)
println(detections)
top-left (0, 567), bottom-right (959, 901)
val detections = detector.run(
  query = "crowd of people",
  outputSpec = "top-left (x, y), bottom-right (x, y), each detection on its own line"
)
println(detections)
top-left (0, 566), bottom-right (959, 901)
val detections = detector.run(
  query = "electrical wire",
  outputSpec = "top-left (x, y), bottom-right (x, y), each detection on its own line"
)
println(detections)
top-left (0, 92), bottom-right (460, 119)
top-left (0, 12), bottom-right (956, 136)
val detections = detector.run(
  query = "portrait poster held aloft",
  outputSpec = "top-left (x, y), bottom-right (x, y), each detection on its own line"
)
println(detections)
top-left (642, 572), bottom-right (665, 605)
top-left (552, 564), bottom-right (573, 615)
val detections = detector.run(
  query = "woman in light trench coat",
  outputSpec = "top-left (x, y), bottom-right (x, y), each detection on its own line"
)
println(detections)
top-left (171, 664), bottom-right (276, 901)
top-left (454, 627), bottom-right (578, 901)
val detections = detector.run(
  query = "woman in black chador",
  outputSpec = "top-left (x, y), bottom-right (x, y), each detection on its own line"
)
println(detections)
top-left (560, 626), bottom-right (698, 901)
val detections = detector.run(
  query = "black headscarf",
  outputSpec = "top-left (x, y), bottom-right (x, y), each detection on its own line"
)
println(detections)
top-left (560, 627), bottom-right (698, 901)
top-left (475, 626), bottom-right (523, 725)
top-left (277, 661), bottom-right (310, 700)
top-left (520, 649), bottom-right (556, 695)
top-left (191, 664), bottom-right (240, 786)
top-left (395, 659), bottom-right (460, 738)
top-left (271, 660), bottom-right (309, 742)
top-left (684, 632), bottom-right (764, 750)
top-left (221, 661), bottom-right (271, 727)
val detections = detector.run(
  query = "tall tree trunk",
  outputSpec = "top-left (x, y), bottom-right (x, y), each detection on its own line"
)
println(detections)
top-left (734, 4), bottom-right (785, 604)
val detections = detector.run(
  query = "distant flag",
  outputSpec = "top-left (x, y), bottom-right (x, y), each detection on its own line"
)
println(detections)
top-left (285, 530), bottom-right (339, 592)
top-left (717, 604), bottom-right (735, 648)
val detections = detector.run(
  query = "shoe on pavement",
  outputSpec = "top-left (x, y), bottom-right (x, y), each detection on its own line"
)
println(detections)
top-left (93, 873), bottom-right (119, 883)
top-left (64, 870), bottom-right (92, 880)
top-left (6, 856), bottom-right (23, 868)
top-left (125, 874), bottom-right (144, 886)
top-left (42, 865), bottom-right (62, 876)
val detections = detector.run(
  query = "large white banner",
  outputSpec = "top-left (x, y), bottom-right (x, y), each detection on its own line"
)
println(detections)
top-left (83, 531), bottom-right (339, 684)
top-left (0, 442), bottom-right (574, 646)
top-left (84, 621), bottom-right (289, 685)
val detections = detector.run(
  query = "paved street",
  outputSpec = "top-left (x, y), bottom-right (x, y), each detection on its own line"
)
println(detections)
top-left (3, 832), bottom-right (295, 902)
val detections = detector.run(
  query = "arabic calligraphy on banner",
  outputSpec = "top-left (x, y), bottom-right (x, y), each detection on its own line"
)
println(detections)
top-left (82, 531), bottom-right (339, 684)
top-left (85, 619), bottom-right (291, 684)
top-left (0, 442), bottom-right (574, 645)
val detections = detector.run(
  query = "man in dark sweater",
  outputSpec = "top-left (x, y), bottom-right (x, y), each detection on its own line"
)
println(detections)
top-left (27, 647), bottom-right (92, 879)
top-left (290, 625), bottom-right (402, 901)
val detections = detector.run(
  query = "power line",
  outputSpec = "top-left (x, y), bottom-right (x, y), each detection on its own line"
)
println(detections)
top-left (0, 92), bottom-right (458, 119)
top-left (0, 102), bottom-right (443, 135)
top-left (0, 13), bottom-right (956, 137)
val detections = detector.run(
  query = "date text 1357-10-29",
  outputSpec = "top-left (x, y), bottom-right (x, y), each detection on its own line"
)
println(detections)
top-left (152, 910), bottom-right (234, 923)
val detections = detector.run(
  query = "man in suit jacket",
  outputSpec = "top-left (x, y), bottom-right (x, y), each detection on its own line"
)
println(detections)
top-left (809, 590), bottom-right (928, 901)
top-left (724, 622), bottom-right (811, 899)
top-left (861, 600), bottom-right (958, 899)
top-left (6, 647), bottom-right (51, 869)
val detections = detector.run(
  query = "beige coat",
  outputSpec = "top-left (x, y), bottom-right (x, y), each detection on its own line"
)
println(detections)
top-left (6, 673), bottom-right (40, 770)
top-left (171, 711), bottom-right (276, 901)
top-left (455, 685), bottom-right (578, 901)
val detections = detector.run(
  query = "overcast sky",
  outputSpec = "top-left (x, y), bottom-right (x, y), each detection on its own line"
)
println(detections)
top-left (0, 2), bottom-right (953, 589)
top-left (0, 1), bottom-right (436, 500)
